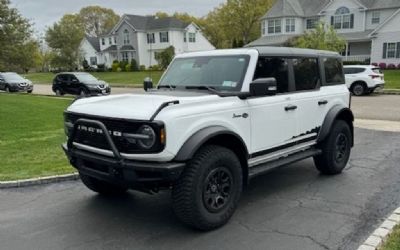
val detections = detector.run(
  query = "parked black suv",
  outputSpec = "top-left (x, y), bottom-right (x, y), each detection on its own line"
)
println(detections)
top-left (0, 72), bottom-right (33, 93)
top-left (52, 72), bottom-right (111, 96)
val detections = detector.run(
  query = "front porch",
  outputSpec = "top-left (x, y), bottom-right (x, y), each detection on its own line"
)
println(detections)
top-left (341, 41), bottom-right (371, 64)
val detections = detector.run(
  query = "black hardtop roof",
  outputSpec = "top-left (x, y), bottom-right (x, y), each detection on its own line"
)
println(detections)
top-left (250, 46), bottom-right (341, 58)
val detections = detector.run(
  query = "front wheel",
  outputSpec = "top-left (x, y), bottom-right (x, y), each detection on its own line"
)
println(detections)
top-left (172, 145), bottom-right (243, 231)
top-left (80, 173), bottom-right (128, 195)
top-left (351, 82), bottom-right (366, 96)
top-left (27, 90), bottom-right (33, 94)
top-left (314, 120), bottom-right (352, 175)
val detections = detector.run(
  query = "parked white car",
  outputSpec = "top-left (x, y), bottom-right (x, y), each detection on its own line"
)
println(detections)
top-left (62, 47), bottom-right (354, 230)
top-left (344, 65), bottom-right (385, 96)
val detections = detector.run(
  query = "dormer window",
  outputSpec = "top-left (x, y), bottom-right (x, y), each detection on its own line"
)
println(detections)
top-left (372, 11), bottom-right (380, 24)
top-left (123, 29), bottom-right (130, 45)
top-left (268, 19), bottom-right (282, 34)
top-left (331, 7), bottom-right (354, 29)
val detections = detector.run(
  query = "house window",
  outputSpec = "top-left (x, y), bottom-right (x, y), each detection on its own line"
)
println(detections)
top-left (147, 33), bottom-right (155, 44)
top-left (261, 21), bottom-right (266, 35)
top-left (90, 57), bottom-right (97, 66)
top-left (101, 38), bottom-right (105, 45)
top-left (184, 33), bottom-right (187, 42)
top-left (372, 11), bottom-right (380, 24)
top-left (306, 18), bottom-right (319, 29)
top-left (159, 32), bottom-right (169, 43)
top-left (285, 18), bottom-right (295, 33)
top-left (384, 43), bottom-right (398, 58)
top-left (332, 7), bottom-right (353, 29)
top-left (122, 52), bottom-right (129, 62)
top-left (114, 37), bottom-right (117, 44)
top-left (268, 19), bottom-right (282, 34)
top-left (109, 37), bottom-right (112, 45)
top-left (189, 33), bottom-right (196, 43)
top-left (123, 29), bottom-right (130, 44)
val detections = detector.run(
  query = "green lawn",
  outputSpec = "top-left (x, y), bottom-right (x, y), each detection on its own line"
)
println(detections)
top-left (0, 94), bottom-right (75, 181)
top-left (381, 225), bottom-right (400, 250)
top-left (23, 71), bottom-right (164, 87)
top-left (383, 70), bottom-right (400, 89)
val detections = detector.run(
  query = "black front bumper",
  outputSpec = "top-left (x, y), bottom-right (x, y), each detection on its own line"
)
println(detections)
top-left (63, 118), bottom-right (185, 189)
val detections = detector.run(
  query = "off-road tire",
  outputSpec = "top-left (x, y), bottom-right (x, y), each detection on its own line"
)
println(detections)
top-left (351, 82), bottom-right (366, 96)
top-left (172, 145), bottom-right (243, 231)
top-left (80, 173), bottom-right (128, 195)
top-left (314, 120), bottom-right (352, 175)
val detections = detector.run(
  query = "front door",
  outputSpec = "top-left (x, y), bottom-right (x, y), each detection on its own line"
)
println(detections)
top-left (247, 57), bottom-right (298, 156)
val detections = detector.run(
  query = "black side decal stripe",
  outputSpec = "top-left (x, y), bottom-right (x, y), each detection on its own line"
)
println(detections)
top-left (250, 135), bottom-right (317, 159)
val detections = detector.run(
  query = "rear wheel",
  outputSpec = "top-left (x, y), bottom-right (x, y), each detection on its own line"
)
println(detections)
top-left (80, 173), bottom-right (128, 195)
top-left (351, 82), bottom-right (366, 96)
top-left (5, 86), bottom-right (10, 93)
top-left (172, 145), bottom-right (243, 231)
top-left (79, 88), bottom-right (88, 97)
top-left (55, 88), bottom-right (63, 96)
top-left (314, 120), bottom-right (352, 175)
top-left (27, 90), bottom-right (33, 94)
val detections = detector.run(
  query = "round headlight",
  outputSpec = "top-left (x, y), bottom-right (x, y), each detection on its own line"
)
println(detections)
top-left (137, 125), bottom-right (156, 149)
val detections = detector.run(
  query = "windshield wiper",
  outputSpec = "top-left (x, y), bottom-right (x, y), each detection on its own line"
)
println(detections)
top-left (185, 85), bottom-right (220, 95)
top-left (158, 84), bottom-right (176, 90)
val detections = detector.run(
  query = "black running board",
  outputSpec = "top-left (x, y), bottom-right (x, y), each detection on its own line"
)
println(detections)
top-left (248, 148), bottom-right (322, 179)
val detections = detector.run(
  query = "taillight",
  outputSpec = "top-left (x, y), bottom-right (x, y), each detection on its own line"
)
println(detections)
top-left (369, 74), bottom-right (380, 79)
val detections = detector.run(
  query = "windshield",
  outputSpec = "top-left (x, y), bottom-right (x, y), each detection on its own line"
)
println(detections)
top-left (3, 73), bottom-right (26, 82)
top-left (158, 55), bottom-right (250, 91)
top-left (75, 73), bottom-right (99, 83)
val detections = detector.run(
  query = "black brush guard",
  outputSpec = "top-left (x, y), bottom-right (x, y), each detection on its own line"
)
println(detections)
top-left (62, 118), bottom-right (185, 189)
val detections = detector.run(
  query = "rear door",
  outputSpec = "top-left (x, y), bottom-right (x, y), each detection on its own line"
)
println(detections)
top-left (288, 57), bottom-right (324, 143)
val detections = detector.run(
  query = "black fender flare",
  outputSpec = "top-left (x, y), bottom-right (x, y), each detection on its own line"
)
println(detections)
top-left (317, 104), bottom-right (354, 146)
top-left (174, 126), bottom-right (248, 162)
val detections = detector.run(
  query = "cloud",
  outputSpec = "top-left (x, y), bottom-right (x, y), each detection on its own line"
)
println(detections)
top-left (10, 0), bottom-right (225, 35)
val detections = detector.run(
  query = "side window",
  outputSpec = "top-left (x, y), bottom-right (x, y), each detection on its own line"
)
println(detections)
top-left (354, 68), bottom-right (365, 74)
top-left (253, 57), bottom-right (289, 93)
top-left (343, 68), bottom-right (354, 74)
top-left (324, 57), bottom-right (345, 85)
top-left (293, 58), bottom-right (320, 91)
top-left (57, 75), bottom-right (67, 81)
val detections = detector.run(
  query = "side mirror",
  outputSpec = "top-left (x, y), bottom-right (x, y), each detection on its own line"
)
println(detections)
top-left (143, 77), bottom-right (153, 92)
top-left (249, 78), bottom-right (277, 97)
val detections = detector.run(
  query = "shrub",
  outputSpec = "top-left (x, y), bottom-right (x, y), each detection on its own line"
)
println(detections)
top-left (97, 64), bottom-right (106, 72)
top-left (119, 61), bottom-right (128, 72)
top-left (387, 63), bottom-right (396, 69)
top-left (155, 46), bottom-right (175, 70)
top-left (112, 61), bottom-right (119, 72)
top-left (139, 65), bottom-right (146, 71)
top-left (82, 59), bottom-right (89, 70)
top-left (379, 63), bottom-right (387, 69)
top-left (130, 59), bottom-right (138, 71)
top-left (125, 64), bottom-right (131, 72)
top-left (371, 62), bottom-right (378, 66)
top-left (397, 63), bottom-right (400, 69)
top-left (117, 67), bottom-right (122, 72)
top-left (149, 65), bottom-right (161, 71)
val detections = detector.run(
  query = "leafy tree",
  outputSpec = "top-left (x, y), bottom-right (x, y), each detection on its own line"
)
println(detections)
top-left (79, 6), bottom-right (120, 36)
top-left (0, 0), bottom-right (39, 72)
top-left (45, 14), bottom-right (85, 70)
top-left (290, 22), bottom-right (346, 52)
top-left (155, 46), bottom-right (175, 70)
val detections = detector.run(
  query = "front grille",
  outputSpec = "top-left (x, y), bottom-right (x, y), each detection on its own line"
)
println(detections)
top-left (65, 113), bottom-right (164, 154)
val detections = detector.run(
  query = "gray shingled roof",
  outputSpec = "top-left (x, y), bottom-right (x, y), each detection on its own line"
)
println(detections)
top-left (86, 35), bottom-right (100, 52)
top-left (124, 15), bottom-right (189, 31)
top-left (263, 0), bottom-right (400, 19)
top-left (245, 35), bottom-right (298, 47)
top-left (102, 45), bottom-right (118, 52)
top-left (338, 30), bottom-right (374, 42)
top-left (120, 45), bottom-right (135, 51)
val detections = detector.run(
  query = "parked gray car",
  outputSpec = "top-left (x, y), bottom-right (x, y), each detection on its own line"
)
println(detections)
top-left (0, 72), bottom-right (33, 93)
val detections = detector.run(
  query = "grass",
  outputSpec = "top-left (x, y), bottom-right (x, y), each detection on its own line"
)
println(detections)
top-left (383, 70), bottom-right (400, 89)
top-left (381, 225), bottom-right (400, 250)
top-left (23, 71), bottom-right (164, 87)
top-left (0, 94), bottom-right (75, 181)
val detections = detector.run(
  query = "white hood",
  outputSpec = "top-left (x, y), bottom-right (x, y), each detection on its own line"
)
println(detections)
top-left (67, 93), bottom-right (218, 120)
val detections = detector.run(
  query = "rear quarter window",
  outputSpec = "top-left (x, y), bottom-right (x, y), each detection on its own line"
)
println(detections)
top-left (323, 58), bottom-right (345, 85)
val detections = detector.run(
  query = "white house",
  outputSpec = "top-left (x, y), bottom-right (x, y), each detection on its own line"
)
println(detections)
top-left (248, 0), bottom-right (400, 65)
top-left (80, 14), bottom-right (215, 69)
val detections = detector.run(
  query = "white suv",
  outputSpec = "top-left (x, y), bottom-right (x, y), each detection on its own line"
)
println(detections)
top-left (344, 65), bottom-right (385, 96)
top-left (62, 47), bottom-right (354, 231)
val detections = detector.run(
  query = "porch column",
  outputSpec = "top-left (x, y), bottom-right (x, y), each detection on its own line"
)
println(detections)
top-left (345, 42), bottom-right (349, 61)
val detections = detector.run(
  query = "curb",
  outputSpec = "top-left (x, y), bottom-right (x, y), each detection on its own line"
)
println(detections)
top-left (358, 207), bottom-right (400, 250)
top-left (0, 173), bottom-right (79, 189)
top-left (380, 89), bottom-right (400, 95)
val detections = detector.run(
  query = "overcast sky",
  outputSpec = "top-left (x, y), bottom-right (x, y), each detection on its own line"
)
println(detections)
top-left (10, 0), bottom-right (225, 35)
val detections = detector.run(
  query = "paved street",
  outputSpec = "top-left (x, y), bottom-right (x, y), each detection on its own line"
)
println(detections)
top-left (1, 128), bottom-right (399, 250)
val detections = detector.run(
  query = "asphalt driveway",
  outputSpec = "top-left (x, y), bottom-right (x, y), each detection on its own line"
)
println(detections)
top-left (1, 128), bottom-right (399, 250)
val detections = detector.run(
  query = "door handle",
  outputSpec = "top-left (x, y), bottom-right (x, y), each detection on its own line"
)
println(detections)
top-left (285, 105), bottom-right (298, 111)
top-left (318, 100), bottom-right (328, 105)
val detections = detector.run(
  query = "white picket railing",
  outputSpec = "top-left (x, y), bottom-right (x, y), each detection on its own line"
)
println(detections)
top-left (342, 55), bottom-right (371, 62)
